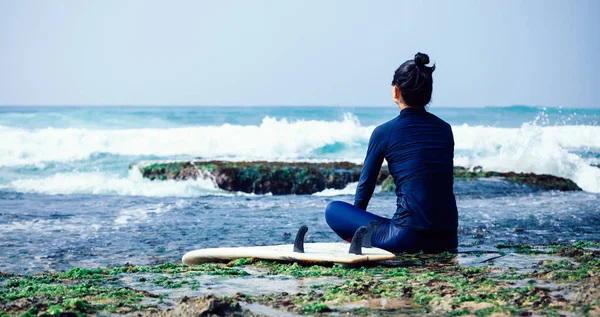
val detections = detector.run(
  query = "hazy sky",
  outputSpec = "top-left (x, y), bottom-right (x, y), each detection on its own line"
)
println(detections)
top-left (1, 0), bottom-right (599, 107)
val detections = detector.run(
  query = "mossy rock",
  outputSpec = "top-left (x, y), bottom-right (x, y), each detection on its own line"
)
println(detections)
top-left (137, 161), bottom-right (580, 194)
top-left (138, 161), bottom-right (390, 195)
top-left (380, 175), bottom-right (396, 193)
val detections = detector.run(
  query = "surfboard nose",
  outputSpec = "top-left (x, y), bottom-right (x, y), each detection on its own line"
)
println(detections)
top-left (182, 250), bottom-right (210, 265)
top-left (182, 252), bottom-right (194, 265)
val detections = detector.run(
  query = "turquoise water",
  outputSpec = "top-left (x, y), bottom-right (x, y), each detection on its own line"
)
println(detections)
top-left (0, 105), bottom-right (598, 129)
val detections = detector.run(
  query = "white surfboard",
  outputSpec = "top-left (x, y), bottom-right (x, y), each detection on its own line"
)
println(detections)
top-left (182, 242), bottom-right (395, 265)
top-left (182, 223), bottom-right (396, 265)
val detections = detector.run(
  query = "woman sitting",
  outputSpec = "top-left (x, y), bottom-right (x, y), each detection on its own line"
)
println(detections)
top-left (325, 52), bottom-right (458, 253)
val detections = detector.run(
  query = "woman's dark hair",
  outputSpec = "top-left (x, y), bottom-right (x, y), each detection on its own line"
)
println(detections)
top-left (391, 52), bottom-right (436, 108)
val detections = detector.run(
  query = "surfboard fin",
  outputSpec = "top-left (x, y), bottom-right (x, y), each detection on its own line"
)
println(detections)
top-left (349, 226), bottom-right (368, 255)
top-left (362, 220), bottom-right (378, 248)
top-left (293, 225), bottom-right (308, 253)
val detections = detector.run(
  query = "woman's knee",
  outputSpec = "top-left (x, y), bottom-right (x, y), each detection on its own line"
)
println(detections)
top-left (325, 201), bottom-right (350, 225)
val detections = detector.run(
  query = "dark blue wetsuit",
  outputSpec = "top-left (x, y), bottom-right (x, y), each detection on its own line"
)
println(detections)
top-left (325, 107), bottom-right (458, 253)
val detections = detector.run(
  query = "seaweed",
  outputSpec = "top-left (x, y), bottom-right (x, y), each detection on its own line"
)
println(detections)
top-left (138, 161), bottom-right (580, 194)
top-left (1, 241), bottom-right (598, 316)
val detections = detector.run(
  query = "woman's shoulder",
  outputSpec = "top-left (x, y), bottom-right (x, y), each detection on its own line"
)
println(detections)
top-left (424, 111), bottom-right (452, 129)
top-left (369, 117), bottom-right (400, 144)
top-left (375, 116), bottom-right (401, 133)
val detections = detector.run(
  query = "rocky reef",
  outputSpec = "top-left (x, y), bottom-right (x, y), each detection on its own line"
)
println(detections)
top-left (136, 161), bottom-right (581, 194)
top-left (1, 241), bottom-right (599, 316)
top-left (138, 161), bottom-right (390, 195)
top-left (451, 166), bottom-right (582, 191)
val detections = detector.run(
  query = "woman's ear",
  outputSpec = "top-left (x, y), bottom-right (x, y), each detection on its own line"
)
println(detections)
top-left (392, 86), bottom-right (402, 105)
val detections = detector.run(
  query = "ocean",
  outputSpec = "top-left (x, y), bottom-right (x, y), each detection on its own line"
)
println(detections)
top-left (1, 105), bottom-right (599, 273)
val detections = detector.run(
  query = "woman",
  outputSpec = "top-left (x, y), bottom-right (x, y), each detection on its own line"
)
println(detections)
top-left (325, 52), bottom-right (458, 253)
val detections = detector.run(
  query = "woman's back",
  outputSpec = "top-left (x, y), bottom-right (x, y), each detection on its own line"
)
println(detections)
top-left (386, 108), bottom-right (457, 231)
top-left (354, 107), bottom-right (457, 231)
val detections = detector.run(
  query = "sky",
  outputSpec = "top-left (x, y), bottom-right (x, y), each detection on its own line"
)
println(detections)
top-left (0, 0), bottom-right (599, 108)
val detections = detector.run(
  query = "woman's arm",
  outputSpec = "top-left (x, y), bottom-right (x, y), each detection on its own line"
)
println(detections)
top-left (354, 126), bottom-right (387, 210)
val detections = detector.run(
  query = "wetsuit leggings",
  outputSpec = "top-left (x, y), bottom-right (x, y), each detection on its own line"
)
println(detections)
top-left (325, 201), bottom-right (457, 254)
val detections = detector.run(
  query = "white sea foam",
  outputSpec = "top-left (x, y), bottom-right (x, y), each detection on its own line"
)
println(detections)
top-left (0, 218), bottom-right (101, 234)
top-left (452, 124), bottom-right (600, 153)
top-left (452, 123), bottom-right (600, 192)
top-left (313, 182), bottom-right (359, 196)
top-left (5, 168), bottom-right (222, 197)
top-left (313, 183), bottom-right (383, 196)
top-left (114, 200), bottom-right (190, 225)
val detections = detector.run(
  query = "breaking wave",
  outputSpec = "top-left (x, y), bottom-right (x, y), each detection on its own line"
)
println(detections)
top-left (2, 169), bottom-right (222, 197)
top-left (1, 113), bottom-right (599, 194)
top-left (0, 114), bottom-right (371, 167)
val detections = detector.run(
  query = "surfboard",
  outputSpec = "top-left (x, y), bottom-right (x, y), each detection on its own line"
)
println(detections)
top-left (182, 242), bottom-right (395, 265)
top-left (182, 223), bottom-right (396, 265)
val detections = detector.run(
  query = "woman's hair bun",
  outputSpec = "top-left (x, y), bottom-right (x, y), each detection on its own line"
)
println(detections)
top-left (391, 52), bottom-right (436, 107)
top-left (414, 52), bottom-right (430, 66)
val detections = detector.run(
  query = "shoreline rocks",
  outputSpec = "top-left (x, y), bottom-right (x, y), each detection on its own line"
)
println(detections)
top-left (135, 161), bottom-right (581, 194)
top-left (1, 241), bottom-right (598, 316)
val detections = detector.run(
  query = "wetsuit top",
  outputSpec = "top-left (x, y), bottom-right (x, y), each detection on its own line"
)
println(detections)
top-left (354, 107), bottom-right (458, 231)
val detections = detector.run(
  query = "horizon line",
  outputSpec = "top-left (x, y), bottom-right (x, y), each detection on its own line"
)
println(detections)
top-left (0, 104), bottom-right (585, 109)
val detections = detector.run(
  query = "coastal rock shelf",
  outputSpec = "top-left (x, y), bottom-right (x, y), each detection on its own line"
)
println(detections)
top-left (135, 161), bottom-right (581, 194)
top-left (451, 167), bottom-right (581, 191)
top-left (137, 161), bottom-right (389, 195)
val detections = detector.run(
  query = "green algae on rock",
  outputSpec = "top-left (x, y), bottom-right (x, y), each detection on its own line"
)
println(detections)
top-left (137, 160), bottom-right (391, 195)
top-left (380, 167), bottom-right (580, 192)
top-left (241, 241), bottom-right (599, 316)
top-left (135, 161), bottom-right (580, 194)
top-left (3, 241), bottom-right (598, 316)
top-left (452, 166), bottom-right (581, 191)
top-left (0, 263), bottom-right (248, 316)
top-left (380, 168), bottom-right (581, 192)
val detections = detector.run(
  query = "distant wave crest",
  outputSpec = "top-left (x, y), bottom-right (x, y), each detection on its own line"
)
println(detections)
top-left (0, 114), bottom-right (371, 167)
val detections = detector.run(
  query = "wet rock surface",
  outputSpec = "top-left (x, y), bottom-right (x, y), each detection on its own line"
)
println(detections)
top-left (452, 166), bottom-right (582, 191)
top-left (137, 294), bottom-right (260, 317)
top-left (136, 161), bottom-right (580, 194)
top-left (138, 161), bottom-right (386, 195)
top-left (1, 241), bottom-right (599, 316)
